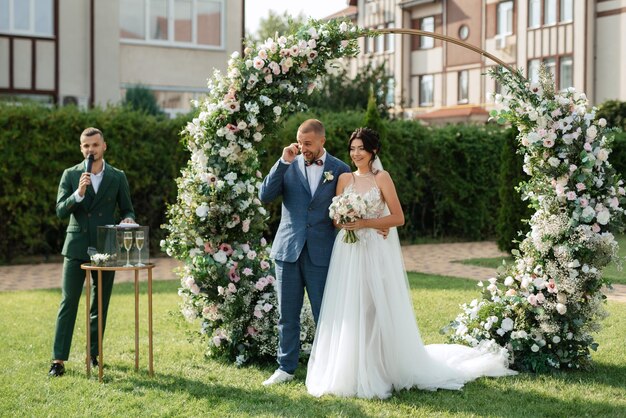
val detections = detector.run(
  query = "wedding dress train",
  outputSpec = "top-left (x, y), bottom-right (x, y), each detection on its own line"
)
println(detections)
top-left (306, 173), bottom-right (516, 399)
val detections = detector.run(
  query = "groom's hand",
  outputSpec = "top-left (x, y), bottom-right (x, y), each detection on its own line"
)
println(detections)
top-left (282, 143), bottom-right (300, 163)
top-left (377, 228), bottom-right (389, 239)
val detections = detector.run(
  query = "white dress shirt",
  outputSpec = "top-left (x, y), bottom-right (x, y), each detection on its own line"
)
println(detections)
top-left (73, 160), bottom-right (106, 202)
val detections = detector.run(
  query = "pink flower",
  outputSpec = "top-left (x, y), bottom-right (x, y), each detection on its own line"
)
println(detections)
top-left (263, 303), bottom-right (273, 312)
top-left (576, 182), bottom-right (586, 192)
top-left (536, 292), bottom-right (546, 304)
top-left (242, 267), bottom-right (253, 276)
top-left (266, 275), bottom-right (275, 284)
top-left (584, 143), bottom-right (592, 152)
top-left (592, 223), bottom-right (601, 233)
top-left (228, 283), bottom-right (237, 293)
top-left (546, 279), bottom-right (558, 293)
top-left (242, 219), bottom-right (251, 233)
top-left (505, 289), bottom-right (517, 297)
top-left (543, 138), bottom-right (555, 148)
top-left (226, 123), bottom-right (239, 132)
top-left (260, 260), bottom-right (270, 270)
top-left (527, 294), bottom-right (538, 306)
top-left (247, 250), bottom-right (257, 260)
top-left (566, 191), bottom-right (576, 201)
top-left (579, 198), bottom-right (589, 207)
top-left (213, 336), bottom-right (222, 346)
top-left (204, 242), bottom-right (215, 254)
top-left (219, 243), bottom-right (233, 255)
top-left (246, 326), bottom-right (258, 336)
top-left (254, 309), bottom-right (263, 318)
top-left (229, 265), bottom-right (240, 283)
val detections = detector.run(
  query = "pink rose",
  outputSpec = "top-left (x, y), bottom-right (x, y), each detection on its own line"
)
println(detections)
top-left (592, 223), bottom-right (601, 233)
top-left (527, 294), bottom-right (538, 306)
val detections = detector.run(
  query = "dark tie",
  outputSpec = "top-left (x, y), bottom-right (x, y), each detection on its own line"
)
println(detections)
top-left (305, 159), bottom-right (324, 167)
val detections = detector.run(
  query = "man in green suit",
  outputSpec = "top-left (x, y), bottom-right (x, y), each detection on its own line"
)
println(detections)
top-left (48, 127), bottom-right (135, 377)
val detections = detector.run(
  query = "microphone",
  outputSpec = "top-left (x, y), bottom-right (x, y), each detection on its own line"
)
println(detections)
top-left (86, 154), bottom-right (94, 173)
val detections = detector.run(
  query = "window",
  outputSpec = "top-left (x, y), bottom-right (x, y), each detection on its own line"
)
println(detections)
top-left (420, 16), bottom-right (434, 49)
top-left (544, 0), bottom-right (557, 25)
top-left (376, 25), bottom-right (384, 53)
top-left (543, 57), bottom-right (556, 80)
top-left (528, 59), bottom-right (540, 83)
top-left (458, 70), bottom-right (469, 104)
top-left (497, 1), bottom-right (513, 36)
top-left (120, 0), bottom-right (223, 48)
top-left (385, 23), bottom-right (394, 52)
top-left (559, 56), bottom-right (573, 89)
top-left (386, 78), bottom-right (395, 106)
top-left (528, 0), bottom-right (541, 28)
top-left (0, 0), bottom-right (53, 36)
top-left (419, 75), bottom-right (433, 107)
top-left (560, 0), bottom-right (573, 22)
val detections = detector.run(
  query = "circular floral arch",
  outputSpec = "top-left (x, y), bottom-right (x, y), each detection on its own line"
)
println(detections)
top-left (162, 20), bottom-right (623, 370)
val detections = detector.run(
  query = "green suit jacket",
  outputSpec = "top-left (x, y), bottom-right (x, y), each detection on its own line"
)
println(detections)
top-left (56, 161), bottom-right (135, 260)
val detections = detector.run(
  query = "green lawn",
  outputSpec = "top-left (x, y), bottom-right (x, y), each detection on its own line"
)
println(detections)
top-left (458, 235), bottom-right (626, 285)
top-left (1, 274), bottom-right (625, 417)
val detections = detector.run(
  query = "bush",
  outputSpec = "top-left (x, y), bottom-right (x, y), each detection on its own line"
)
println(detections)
top-left (0, 103), bottom-right (189, 262)
top-left (496, 129), bottom-right (533, 253)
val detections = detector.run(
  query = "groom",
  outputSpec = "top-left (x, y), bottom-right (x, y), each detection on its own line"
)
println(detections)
top-left (259, 119), bottom-right (350, 385)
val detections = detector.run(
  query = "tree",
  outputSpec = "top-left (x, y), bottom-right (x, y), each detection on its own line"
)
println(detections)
top-left (307, 62), bottom-right (391, 115)
top-left (249, 10), bottom-right (306, 43)
top-left (597, 100), bottom-right (626, 131)
top-left (123, 85), bottom-right (164, 117)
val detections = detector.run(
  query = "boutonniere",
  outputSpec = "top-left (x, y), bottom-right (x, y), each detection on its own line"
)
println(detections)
top-left (323, 171), bottom-right (334, 183)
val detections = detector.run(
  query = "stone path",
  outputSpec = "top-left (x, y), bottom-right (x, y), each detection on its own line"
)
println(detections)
top-left (1, 242), bottom-right (624, 302)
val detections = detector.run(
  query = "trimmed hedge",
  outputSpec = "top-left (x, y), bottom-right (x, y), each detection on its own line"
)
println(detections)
top-left (2, 104), bottom-right (624, 262)
top-left (0, 103), bottom-right (189, 262)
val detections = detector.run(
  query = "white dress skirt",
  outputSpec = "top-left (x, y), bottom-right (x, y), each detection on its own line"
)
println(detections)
top-left (306, 177), bottom-right (516, 399)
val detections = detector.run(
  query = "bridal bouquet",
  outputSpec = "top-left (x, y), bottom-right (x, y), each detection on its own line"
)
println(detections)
top-left (329, 192), bottom-right (368, 243)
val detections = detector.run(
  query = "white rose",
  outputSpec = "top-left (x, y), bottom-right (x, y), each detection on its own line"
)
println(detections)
top-left (548, 157), bottom-right (560, 167)
top-left (195, 204), bottom-right (209, 218)
top-left (501, 317), bottom-right (514, 331)
top-left (531, 344), bottom-right (540, 352)
top-left (596, 210), bottom-right (610, 225)
top-left (213, 251), bottom-right (228, 264)
top-left (273, 106), bottom-right (282, 116)
top-left (504, 276), bottom-right (514, 286)
top-left (556, 303), bottom-right (567, 315)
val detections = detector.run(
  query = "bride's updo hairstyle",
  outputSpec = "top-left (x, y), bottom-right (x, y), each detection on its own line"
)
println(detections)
top-left (348, 127), bottom-right (382, 173)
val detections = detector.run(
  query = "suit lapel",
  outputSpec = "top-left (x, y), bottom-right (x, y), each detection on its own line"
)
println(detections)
top-left (295, 156), bottom-right (312, 196)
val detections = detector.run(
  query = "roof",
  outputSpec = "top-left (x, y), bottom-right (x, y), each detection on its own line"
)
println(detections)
top-left (415, 106), bottom-right (489, 120)
top-left (324, 6), bottom-right (358, 20)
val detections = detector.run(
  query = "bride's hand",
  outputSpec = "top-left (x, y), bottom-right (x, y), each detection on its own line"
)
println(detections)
top-left (342, 220), bottom-right (363, 230)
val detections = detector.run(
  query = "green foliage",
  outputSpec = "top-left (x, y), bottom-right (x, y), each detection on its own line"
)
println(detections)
top-left (123, 85), bottom-right (164, 117)
top-left (496, 129), bottom-right (533, 253)
top-left (0, 103), bottom-right (189, 262)
top-left (363, 89), bottom-right (386, 137)
top-left (306, 63), bottom-right (391, 115)
top-left (597, 100), bottom-right (626, 131)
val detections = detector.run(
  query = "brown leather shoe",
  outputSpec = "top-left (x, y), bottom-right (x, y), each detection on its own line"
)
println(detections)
top-left (48, 362), bottom-right (65, 377)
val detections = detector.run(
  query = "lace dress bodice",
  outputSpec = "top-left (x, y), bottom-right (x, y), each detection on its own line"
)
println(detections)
top-left (344, 172), bottom-right (386, 220)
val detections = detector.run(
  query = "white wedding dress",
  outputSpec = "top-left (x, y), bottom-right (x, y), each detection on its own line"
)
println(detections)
top-left (306, 172), bottom-right (517, 399)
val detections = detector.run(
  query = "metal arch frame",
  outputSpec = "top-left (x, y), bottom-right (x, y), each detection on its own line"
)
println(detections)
top-left (373, 28), bottom-right (521, 76)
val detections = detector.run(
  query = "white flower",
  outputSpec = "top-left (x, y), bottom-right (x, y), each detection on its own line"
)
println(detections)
top-left (195, 204), bottom-right (209, 218)
top-left (596, 210), bottom-right (610, 225)
top-left (556, 303), bottom-right (567, 315)
top-left (323, 171), bottom-right (334, 183)
top-left (273, 106), bottom-right (282, 116)
top-left (501, 317), bottom-right (514, 331)
top-left (531, 344), bottom-right (540, 352)
top-left (213, 251), bottom-right (228, 264)
top-left (504, 276), bottom-right (514, 286)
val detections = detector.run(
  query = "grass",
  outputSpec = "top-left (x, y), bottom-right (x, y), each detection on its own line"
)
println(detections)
top-left (1, 274), bottom-right (625, 417)
top-left (457, 235), bottom-right (626, 285)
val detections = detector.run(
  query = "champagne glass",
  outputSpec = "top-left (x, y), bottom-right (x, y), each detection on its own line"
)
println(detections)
top-left (135, 231), bottom-right (145, 267)
top-left (116, 230), bottom-right (125, 265)
top-left (123, 231), bottom-right (133, 267)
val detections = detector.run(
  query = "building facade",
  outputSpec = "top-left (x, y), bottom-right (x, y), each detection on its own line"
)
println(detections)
top-left (0, 0), bottom-right (244, 115)
top-left (332, 0), bottom-right (626, 123)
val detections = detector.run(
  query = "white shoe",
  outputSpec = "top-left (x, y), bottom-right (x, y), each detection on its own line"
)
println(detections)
top-left (262, 369), bottom-right (294, 386)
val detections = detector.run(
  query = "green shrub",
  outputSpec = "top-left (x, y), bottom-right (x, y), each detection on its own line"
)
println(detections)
top-left (0, 103), bottom-right (188, 262)
top-left (496, 129), bottom-right (532, 253)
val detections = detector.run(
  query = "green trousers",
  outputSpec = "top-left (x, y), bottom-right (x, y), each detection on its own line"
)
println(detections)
top-left (51, 258), bottom-right (115, 361)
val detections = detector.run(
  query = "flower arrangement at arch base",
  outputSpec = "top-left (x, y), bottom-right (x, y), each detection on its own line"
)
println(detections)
top-left (445, 67), bottom-right (625, 372)
top-left (161, 19), bottom-right (368, 365)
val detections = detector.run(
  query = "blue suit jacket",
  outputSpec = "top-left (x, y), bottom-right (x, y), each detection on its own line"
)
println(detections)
top-left (259, 153), bottom-right (351, 266)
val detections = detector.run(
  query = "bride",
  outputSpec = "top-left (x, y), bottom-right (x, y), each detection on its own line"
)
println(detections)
top-left (305, 128), bottom-right (517, 399)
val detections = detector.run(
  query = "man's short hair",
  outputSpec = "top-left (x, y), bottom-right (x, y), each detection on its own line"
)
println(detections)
top-left (298, 119), bottom-right (325, 137)
top-left (81, 127), bottom-right (104, 141)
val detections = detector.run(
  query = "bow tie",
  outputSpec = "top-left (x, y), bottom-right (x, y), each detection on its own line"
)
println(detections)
top-left (305, 159), bottom-right (324, 167)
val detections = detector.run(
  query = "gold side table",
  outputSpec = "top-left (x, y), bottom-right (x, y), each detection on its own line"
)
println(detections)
top-left (81, 263), bottom-right (155, 382)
